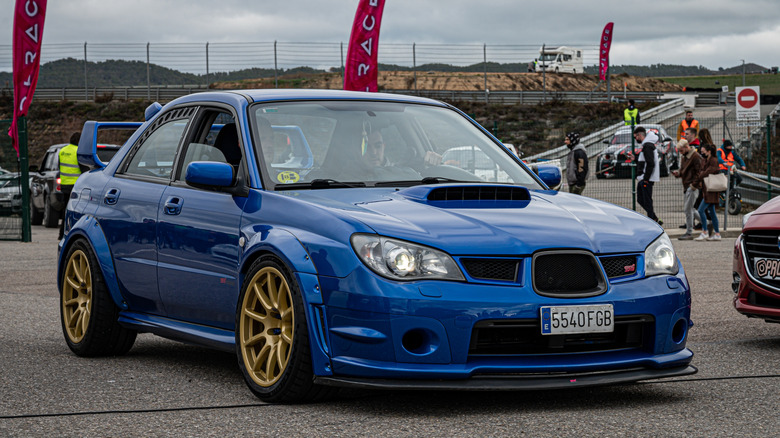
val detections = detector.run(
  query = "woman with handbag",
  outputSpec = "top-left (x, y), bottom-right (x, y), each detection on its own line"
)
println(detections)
top-left (694, 143), bottom-right (725, 241)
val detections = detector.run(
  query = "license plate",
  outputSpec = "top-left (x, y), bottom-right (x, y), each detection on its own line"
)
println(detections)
top-left (754, 258), bottom-right (780, 280)
top-left (540, 304), bottom-right (614, 335)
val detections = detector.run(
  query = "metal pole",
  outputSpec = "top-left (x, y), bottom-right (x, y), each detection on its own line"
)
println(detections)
top-left (607, 66), bottom-right (611, 103)
top-left (768, 115), bottom-right (773, 200)
top-left (146, 42), bottom-right (150, 100)
top-left (206, 42), bottom-right (209, 87)
top-left (542, 44), bottom-right (546, 103)
top-left (83, 42), bottom-right (88, 101)
top-left (340, 42), bottom-right (344, 85)
top-left (413, 43), bottom-right (417, 94)
top-left (274, 40), bottom-right (278, 89)
top-left (18, 116), bottom-right (31, 242)
top-left (483, 44), bottom-right (488, 104)
top-left (631, 129), bottom-right (636, 211)
top-left (742, 59), bottom-right (746, 87)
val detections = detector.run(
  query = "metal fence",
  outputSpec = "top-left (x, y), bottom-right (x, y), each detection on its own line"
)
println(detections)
top-left (0, 41), bottom-right (600, 86)
top-left (0, 119), bottom-right (23, 241)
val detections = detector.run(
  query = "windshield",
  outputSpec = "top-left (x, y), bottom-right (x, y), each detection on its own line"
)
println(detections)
top-left (538, 54), bottom-right (558, 62)
top-left (612, 129), bottom-right (660, 145)
top-left (250, 100), bottom-right (542, 190)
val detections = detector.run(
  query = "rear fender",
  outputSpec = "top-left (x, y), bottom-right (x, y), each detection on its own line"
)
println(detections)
top-left (78, 121), bottom-right (143, 170)
top-left (58, 215), bottom-right (127, 310)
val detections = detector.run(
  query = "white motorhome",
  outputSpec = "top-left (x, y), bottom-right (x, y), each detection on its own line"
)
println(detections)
top-left (533, 46), bottom-right (583, 74)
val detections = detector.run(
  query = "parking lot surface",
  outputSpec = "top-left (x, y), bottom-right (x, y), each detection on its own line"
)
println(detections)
top-left (1, 225), bottom-right (778, 436)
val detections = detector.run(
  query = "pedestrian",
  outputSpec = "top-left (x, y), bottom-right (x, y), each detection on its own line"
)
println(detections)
top-left (694, 128), bottom-right (715, 232)
top-left (676, 110), bottom-right (699, 141)
top-left (58, 132), bottom-right (87, 239)
top-left (698, 128), bottom-right (715, 154)
top-left (564, 131), bottom-right (588, 195)
top-left (694, 143), bottom-right (722, 241)
top-left (671, 138), bottom-right (704, 240)
top-left (717, 139), bottom-right (746, 187)
top-left (624, 99), bottom-right (640, 125)
top-left (633, 126), bottom-right (662, 225)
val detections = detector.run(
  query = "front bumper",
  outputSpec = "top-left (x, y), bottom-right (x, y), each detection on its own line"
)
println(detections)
top-left (733, 235), bottom-right (780, 322)
top-left (310, 264), bottom-right (694, 382)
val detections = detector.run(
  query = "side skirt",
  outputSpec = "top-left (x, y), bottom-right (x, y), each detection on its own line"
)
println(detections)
top-left (118, 311), bottom-right (235, 353)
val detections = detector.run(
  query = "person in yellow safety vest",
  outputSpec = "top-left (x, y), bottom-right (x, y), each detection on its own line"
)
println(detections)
top-left (623, 99), bottom-right (640, 125)
top-left (676, 110), bottom-right (699, 141)
top-left (57, 132), bottom-right (86, 239)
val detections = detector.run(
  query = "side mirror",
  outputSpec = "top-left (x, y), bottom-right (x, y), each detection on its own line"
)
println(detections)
top-left (535, 164), bottom-right (562, 189)
top-left (602, 140), bottom-right (609, 144)
top-left (185, 161), bottom-right (235, 188)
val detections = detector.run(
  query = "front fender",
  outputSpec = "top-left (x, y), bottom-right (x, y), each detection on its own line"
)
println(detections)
top-left (58, 215), bottom-right (127, 310)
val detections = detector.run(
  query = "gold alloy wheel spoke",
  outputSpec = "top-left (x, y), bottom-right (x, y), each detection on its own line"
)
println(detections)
top-left (241, 266), bottom-right (294, 387)
top-left (63, 250), bottom-right (92, 343)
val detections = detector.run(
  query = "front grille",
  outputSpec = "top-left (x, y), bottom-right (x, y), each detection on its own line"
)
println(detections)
top-left (748, 291), bottom-right (780, 309)
top-left (468, 315), bottom-right (654, 355)
top-left (743, 231), bottom-right (780, 291)
top-left (601, 255), bottom-right (638, 279)
top-left (533, 251), bottom-right (606, 297)
top-left (461, 258), bottom-right (519, 282)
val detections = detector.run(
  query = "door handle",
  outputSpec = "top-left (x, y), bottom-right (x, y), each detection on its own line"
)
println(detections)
top-left (164, 196), bottom-right (183, 215)
top-left (104, 188), bottom-right (120, 205)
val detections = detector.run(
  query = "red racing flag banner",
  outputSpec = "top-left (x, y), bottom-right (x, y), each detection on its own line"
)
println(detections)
top-left (599, 22), bottom-right (614, 81)
top-left (344, 0), bottom-right (386, 92)
top-left (8, 0), bottom-right (48, 155)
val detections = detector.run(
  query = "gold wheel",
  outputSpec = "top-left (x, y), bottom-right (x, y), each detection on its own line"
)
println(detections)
top-left (61, 249), bottom-right (93, 344)
top-left (239, 266), bottom-right (294, 387)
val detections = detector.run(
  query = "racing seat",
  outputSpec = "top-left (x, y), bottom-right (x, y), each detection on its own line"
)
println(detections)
top-left (213, 123), bottom-right (242, 167)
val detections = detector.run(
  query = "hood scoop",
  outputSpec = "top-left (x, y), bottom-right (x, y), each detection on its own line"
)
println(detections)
top-left (399, 184), bottom-right (531, 208)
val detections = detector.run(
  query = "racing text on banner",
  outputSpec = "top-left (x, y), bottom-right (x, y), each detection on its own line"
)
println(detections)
top-left (599, 22), bottom-right (614, 81)
top-left (8, 0), bottom-right (48, 155)
top-left (343, 0), bottom-right (386, 92)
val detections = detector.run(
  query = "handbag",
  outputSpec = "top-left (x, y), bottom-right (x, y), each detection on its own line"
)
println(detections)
top-left (704, 172), bottom-right (728, 192)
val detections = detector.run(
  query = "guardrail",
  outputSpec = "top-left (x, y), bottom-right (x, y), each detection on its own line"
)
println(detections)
top-left (13, 87), bottom-right (672, 105)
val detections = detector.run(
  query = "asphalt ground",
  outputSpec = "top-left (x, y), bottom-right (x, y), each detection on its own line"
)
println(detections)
top-left (1, 225), bottom-right (779, 437)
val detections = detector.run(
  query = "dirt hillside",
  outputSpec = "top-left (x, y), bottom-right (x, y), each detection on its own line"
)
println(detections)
top-left (214, 71), bottom-right (682, 92)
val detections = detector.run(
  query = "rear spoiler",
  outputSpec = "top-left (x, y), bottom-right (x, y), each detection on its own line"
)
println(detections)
top-left (78, 121), bottom-right (142, 170)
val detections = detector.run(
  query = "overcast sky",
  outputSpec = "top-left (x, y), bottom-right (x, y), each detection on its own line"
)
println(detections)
top-left (3, 0), bottom-right (780, 71)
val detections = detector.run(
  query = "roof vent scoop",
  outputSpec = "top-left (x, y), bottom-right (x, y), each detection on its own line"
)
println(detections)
top-left (144, 102), bottom-right (163, 121)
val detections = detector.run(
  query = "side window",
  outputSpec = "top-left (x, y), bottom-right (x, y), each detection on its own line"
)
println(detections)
top-left (123, 120), bottom-right (187, 179)
top-left (177, 110), bottom-right (240, 182)
top-left (45, 151), bottom-right (58, 171)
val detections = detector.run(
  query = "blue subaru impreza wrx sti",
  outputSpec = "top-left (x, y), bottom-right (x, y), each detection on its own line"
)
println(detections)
top-left (58, 89), bottom-right (695, 402)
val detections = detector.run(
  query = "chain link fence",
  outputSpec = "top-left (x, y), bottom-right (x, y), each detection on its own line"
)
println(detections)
top-left (0, 119), bottom-right (22, 241)
top-left (543, 105), bottom-right (780, 231)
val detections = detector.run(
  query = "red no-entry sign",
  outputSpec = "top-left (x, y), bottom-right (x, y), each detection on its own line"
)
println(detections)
top-left (737, 88), bottom-right (758, 108)
top-left (736, 86), bottom-right (760, 121)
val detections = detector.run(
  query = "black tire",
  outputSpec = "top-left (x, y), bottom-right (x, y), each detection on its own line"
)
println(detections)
top-left (236, 256), bottom-right (332, 403)
top-left (30, 197), bottom-right (43, 226)
top-left (43, 195), bottom-right (58, 228)
top-left (728, 197), bottom-right (742, 215)
top-left (60, 239), bottom-right (136, 357)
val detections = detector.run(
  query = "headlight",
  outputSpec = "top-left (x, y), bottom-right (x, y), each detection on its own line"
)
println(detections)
top-left (741, 211), bottom-right (753, 229)
top-left (645, 233), bottom-right (679, 276)
top-left (351, 234), bottom-right (465, 281)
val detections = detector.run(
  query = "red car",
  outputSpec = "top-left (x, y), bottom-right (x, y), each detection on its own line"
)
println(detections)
top-left (733, 196), bottom-right (780, 322)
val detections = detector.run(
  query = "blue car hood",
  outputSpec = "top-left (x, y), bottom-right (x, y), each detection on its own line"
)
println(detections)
top-left (286, 185), bottom-right (661, 256)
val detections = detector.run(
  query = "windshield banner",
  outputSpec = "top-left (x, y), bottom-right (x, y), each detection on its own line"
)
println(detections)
top-left (599, 22), bottom-right (614, 81)
top-left (344, 0), bottom-right (386, 92)
top-left (8, 0), bottom-right (48, 155)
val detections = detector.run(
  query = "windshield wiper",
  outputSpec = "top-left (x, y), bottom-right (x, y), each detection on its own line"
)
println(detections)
top-left (275, 179), bottom-right (366, 190)
top-left (373, 177), bottom-right (477, 187)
